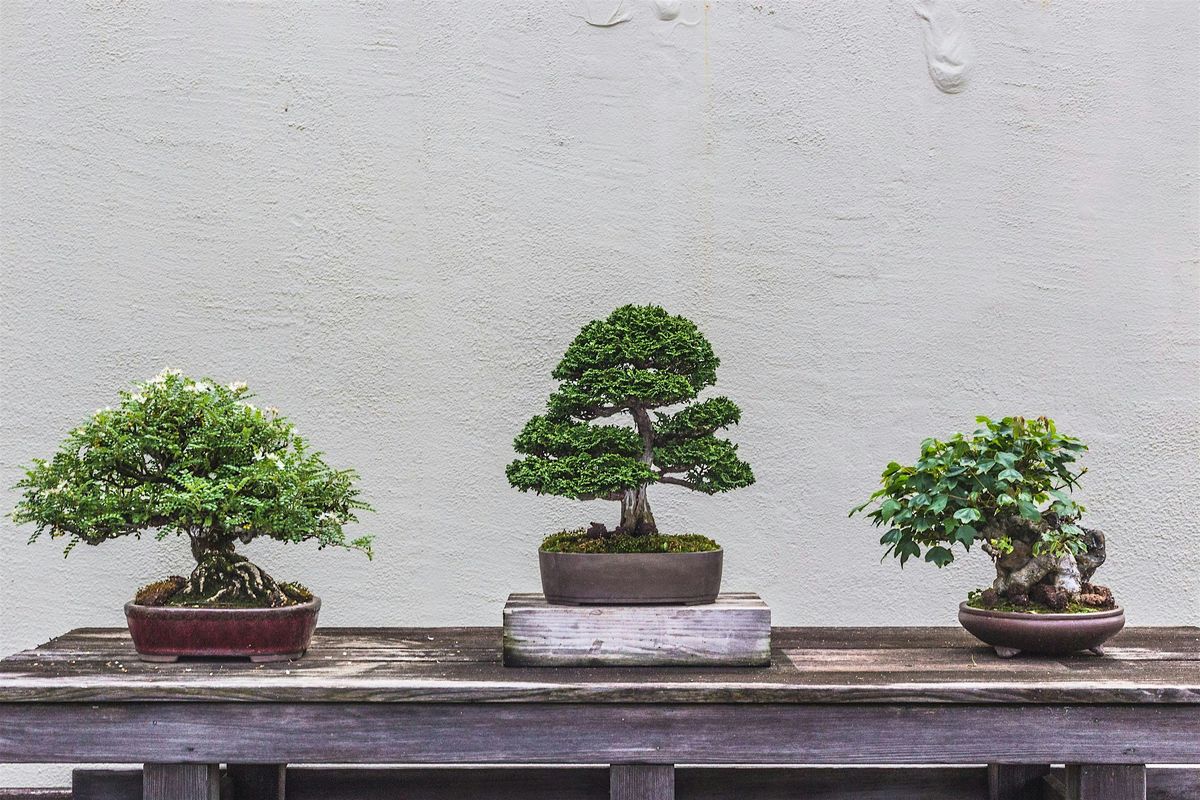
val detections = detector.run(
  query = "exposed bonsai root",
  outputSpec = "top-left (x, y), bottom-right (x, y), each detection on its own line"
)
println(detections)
top-left (983, 517), bottom-right (1112, 607)
top-left (171, 549), bottom-right (296, 607)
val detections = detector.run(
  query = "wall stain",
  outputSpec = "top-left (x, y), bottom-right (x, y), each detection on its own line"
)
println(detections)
top-left (915, 0), bottom-right (972, 93)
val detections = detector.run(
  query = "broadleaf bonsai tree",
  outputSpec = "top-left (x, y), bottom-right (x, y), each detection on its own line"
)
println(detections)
top-left (507, 304), bottom-right (754, 550)
top-left (851, 416), bottom-right (1114, 612)
top-left (12, 370), bottom-right (372, 607)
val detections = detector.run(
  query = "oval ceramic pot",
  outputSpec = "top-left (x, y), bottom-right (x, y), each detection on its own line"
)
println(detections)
top-left (124, 597), bottom-right (320, 663)
top-left (539, 548), bottom-right (722, 605)
top-left (958, 602), bottom-right (1124, 657)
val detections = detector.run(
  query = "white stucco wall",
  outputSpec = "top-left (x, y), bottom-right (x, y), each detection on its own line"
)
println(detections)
top-left (1, 0), bottom-right (1198, 787)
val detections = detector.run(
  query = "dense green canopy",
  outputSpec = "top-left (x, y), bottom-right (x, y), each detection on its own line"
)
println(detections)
top-left (12, 370), bottom-right (372, 559)
top-left (507, 305), bottom-right (754, 534)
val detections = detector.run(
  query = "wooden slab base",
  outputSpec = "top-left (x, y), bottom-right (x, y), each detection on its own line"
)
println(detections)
top-left (502, 592), bottom-right (771, 667)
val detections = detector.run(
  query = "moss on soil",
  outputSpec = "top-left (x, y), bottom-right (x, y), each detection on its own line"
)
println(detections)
top-left (540, 528), bottom-right (720, 554)
top-left (966, 591), bottom-right (1103, 615)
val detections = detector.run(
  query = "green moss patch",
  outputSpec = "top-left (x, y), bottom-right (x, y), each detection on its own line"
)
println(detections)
top-left (541, 529), bottom-right (719, 554)
top-left (966, 591), bottom-right (1103, 615)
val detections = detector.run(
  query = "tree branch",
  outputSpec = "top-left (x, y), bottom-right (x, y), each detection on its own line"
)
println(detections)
top-left (657, 475), bottom-right (700, 490)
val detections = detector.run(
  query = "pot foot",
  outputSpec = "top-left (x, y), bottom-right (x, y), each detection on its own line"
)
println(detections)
top-left (993, 646), bottom-right (1021, 658)
top-left (1088, 645), bottom-right (1106, 656)
top-left (250, 651), bottom-right (304, 663)
top-left (136, 654), bottom-right (179, 663)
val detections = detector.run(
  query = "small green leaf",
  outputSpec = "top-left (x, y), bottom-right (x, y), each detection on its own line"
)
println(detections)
top-left (1018, 501), bottom-right (1043, 522)
top-left (953, 507), bottom-right (982, 523)
top-left (924, 546), bottom-right (953, 567)
top-left (880, 498), bottom-right (901, 521)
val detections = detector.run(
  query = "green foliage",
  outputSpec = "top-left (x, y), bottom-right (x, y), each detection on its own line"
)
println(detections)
top-left (12, 370), bottom-right (372, 560)
top-left (507, 305), bottom-right (754, 507)
top-left (850, 416), bottom-right (1088, 568)
top-left (540, 529), bottom-right (720, 554)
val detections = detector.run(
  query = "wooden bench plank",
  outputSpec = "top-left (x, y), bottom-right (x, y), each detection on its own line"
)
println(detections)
top-left (2, 627), bottom-right (1196, 705)
top-left (3, 702), bottom-right (1198, 764)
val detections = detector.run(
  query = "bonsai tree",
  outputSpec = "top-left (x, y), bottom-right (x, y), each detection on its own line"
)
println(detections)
top-left (11, 370), bottom-right (371, 607)
top-left (506, 304), bottom-right (754, 545)
top-left (851, 416), bottom-right (1114, 611)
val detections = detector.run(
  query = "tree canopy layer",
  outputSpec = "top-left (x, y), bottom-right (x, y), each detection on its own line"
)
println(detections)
top-left (12, 370), bottom-right (371, 606)
top-left (507, 305), bottom-right (754, 536)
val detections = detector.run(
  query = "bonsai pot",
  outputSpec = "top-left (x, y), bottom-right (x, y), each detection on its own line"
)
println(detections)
top-left (539, 548), bottom-right (722, 605)
top-left (958, 602), bottom-right (1124, 658)
top-left (124, 597), bottom-right (320, 663)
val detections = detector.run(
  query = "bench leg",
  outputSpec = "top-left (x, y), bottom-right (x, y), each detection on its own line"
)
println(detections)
top-left (610, 764), bottom-right (674, 800)
top-left (227, 763), bottom-right (286, 800)
top-left (1065, 765), bottom-right (1147, 800)
top-left (143, 764), bottom-right (219, 800)
top-left (989, 763), bottom-right (1051, 799)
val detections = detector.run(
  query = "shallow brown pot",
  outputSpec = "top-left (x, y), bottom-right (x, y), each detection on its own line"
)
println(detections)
top-left (124, 597), bottom-right (320, 662)
top-left (958, 602), bottom-right (1124, 657)
top-left (539, 548), bottom-right (723, 605)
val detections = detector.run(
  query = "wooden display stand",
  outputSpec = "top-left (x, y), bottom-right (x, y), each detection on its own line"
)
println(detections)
top-left (502, 592), bottom-right (771, 667)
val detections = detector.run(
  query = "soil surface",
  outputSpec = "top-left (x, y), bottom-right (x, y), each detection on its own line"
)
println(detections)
top-left (133, 576), bottom-right (313, 608)
top-left (968, 583), bottom-right (1116, 614)
top-left (541, 528), bottom-right (719, 554)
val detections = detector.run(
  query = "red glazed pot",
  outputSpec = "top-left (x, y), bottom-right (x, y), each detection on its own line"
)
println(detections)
top-left (124, 597), bottom-right (320, 663)
top-left (958, 602), bottom-right (1124, 658)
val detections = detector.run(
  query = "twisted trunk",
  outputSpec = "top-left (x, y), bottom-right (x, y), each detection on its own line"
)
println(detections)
top-left (981, 517), bottom-right (1111, 609)
top-left (175, 534), bottom-right (291, 607)
top-left (618, 405), bottom-right (659, 536)
top-left (619, 484), bottom-right (658, 536)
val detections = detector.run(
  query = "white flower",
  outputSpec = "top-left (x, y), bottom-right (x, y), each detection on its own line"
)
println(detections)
top-left (227, 381), bottom-right (248, 392)
top-left (267, 453), bottom-right (283, 467)
top-left (129, 392), bottom-right (145, 403)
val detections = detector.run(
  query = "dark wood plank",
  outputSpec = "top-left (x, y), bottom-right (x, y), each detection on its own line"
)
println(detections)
top-left (2, 627), bottom-right (1196, 705)
top-left (3, 703), bottom-right (1197, 764)
top-left (0, 791), bottom-right (71, 800)
top-left (611, 765), bottom-right (675, 800)
top-left (142, 764), bottom-right (219, 800)
top-left (226, 763), bottom-right (284, 800)
top-left (72, 768), bottom-right (141, 800)
top-left (59, 766), bottom-right (1200, 800)
top-left (1067, 765), bottom-right (1147, 800)
top-left (989, 763), bottom-right (1051, 800)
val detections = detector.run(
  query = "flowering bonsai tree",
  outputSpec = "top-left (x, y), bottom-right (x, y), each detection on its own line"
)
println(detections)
top-left (851, 416), bottom-right (1114, 611)
top-left (507, 305), bottom-right (754, 549)
top-left (12, 370), bottom-right (371, 607)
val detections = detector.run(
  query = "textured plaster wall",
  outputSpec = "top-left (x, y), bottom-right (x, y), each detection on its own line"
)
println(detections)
top-left (1, 0), bottom-right (1198, 786)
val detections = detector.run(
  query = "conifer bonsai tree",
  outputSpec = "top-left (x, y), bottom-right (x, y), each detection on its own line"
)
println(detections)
top-left (507, 304), bottom-right (754, 553)
top-left (12, 370), bottom-right (371, 608)
top-left (851, 416), bottom-right (1115, 613)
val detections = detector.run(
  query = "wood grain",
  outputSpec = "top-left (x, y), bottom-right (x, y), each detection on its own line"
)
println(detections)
top-left (1067, 764), bottom-right (1148, 800)
top-left (2, 702), bottom-right (1197, 764)
top-left (989, 763), bottom-right (1051, 800)
top-left (503, 593), bottom-right (770, 667)
top-left (142, 764), bottom-right (218, 800)
top-left (1, 627), bottom-right (1196, 705)
top-left (610, 764), bottom-right (674, 800)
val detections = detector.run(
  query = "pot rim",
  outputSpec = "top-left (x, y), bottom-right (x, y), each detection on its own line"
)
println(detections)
top-left (538, 546), bottom-right (723, 557)
top-left (958, 601), bottom-right (1122, 621)
top-left (125, 597), bottom-right (321, 616)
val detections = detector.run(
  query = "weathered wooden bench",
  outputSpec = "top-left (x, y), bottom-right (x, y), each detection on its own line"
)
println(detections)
top-left (1, 626), bottom-right (1196, 800)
